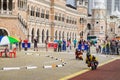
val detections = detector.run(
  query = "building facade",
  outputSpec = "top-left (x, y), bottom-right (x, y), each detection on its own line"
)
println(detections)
top-left (87, 0), bottom-right (120, 40)
top-left (0, 0), bottom-right (88, 45)
top-left (107, 0), bottom-right (120, 15)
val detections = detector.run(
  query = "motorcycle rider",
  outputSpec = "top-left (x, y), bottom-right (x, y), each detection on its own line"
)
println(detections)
top-left (86, 53), bottom-right (98, 68)
top-left (75, 48), bottom-right (83, 60)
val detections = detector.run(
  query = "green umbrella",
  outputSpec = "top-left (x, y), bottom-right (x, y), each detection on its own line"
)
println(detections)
top-left (0, 36), bottom-right (20, 45)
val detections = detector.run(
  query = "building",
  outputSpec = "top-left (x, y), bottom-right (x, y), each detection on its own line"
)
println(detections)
top-left (0, 0), bottom-right (119, 47)
top-left (0, 0), bottom-right (88, 46)
top-left (86, 0), bottom-right (120, 40)
top-left (106, 0), bottom-right (120, 15)
top-left (88, 0), bottom-right (94, 16)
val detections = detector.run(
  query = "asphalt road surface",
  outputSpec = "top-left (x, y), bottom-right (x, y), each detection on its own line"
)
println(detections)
top-left (69, 59), bottom-right (120, 80)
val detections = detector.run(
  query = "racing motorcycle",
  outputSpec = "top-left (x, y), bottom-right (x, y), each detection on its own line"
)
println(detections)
top-left (90, 61), bottom-right (98, 70)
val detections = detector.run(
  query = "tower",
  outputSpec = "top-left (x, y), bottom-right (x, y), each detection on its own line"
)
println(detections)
top-left (107, 0), bottom-right (120, 15)
top-left (92, 0), bottom-right (107, 40)
top-left (88, 0), bottom-right (94, 15)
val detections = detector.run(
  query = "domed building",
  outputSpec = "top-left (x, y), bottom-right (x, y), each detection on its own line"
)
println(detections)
top-left (86, 0), bottom-right (120, 40)
top-left (94, 0), bottom-right (106, 9)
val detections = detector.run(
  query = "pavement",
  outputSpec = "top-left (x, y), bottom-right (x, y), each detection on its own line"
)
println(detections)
top-left (0, 46), bottom-right (119, 80)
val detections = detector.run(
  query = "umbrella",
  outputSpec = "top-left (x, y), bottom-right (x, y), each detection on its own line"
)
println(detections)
top-left (0, 36), bottom-right (20, 45)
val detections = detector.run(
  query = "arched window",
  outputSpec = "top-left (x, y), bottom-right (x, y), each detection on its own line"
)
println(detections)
top-left (0, 29), bottom-right (8, 36)
top-left (3, 0), bottom-right (7, 10)
top-left (9, 0), bottom-right (12, 11)
top-left (59, 31), bottom-right (61, 40)
top-left (67, 32), bottom-right (69, 40)
top-left (72, 33), bottom-right (74, 40)
top-left (31, 28), bottom-right (34, 43)
top-left (75, 34), bottom-right (76, 39)
top-left (87, 23), bottom-right (91, 30)
top-left (55, 31), bottom-right (57, 39)
top-left (42, 29), bottom-right (44, 43)
top-left (70, 32), bottom-right (72, 40)
top-left (46, 30), bottom-right (49, 40)
top-left (37, 29), bottom-right (39, 43)
top-left (62, 31), bottom-right (64, 40)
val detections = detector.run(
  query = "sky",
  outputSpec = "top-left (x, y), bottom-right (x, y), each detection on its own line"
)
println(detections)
top-left (66, 0), bottom-right (76, 7)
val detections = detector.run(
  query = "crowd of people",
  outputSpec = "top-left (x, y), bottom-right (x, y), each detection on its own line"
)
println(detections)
top-left (95, 40), bottom-right (120, 55)
top-left (13, 36), bottom-right (120, 56)
top-left (75, 39), bottom-right (120, 55)
top-left (53, 39), bottom-right (77, 52)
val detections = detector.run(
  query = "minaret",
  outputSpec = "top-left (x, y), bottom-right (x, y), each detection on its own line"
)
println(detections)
top-left (92, 0), bottom-right (107, 40)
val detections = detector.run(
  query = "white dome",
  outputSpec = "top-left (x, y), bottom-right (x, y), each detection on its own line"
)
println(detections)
top-left (94, 0), bottom-right (106, 9)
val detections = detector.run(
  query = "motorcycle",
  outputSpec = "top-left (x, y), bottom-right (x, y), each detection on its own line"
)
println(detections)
top-left (90, 61), bottom-right (98, 70)
top-left (75, 49), bottom-right (83, 60)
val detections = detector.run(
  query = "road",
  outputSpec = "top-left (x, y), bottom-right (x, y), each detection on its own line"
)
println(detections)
top-left (69, 59), bottom-right (120, 80)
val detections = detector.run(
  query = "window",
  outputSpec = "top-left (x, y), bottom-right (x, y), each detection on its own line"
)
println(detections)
top-left (30, 6), bottom-right (34, 16)
top-left (62, 14), bottom-right (64, 22)
top-left (69, 17), bottom-right (71, 23)
top-left (9, 0), bottom-right (13, 10)
top-left (111, 28), bottom-right (113, 32)
top-left (66, 16), bottom-right (69, 23)
top-left (55, 12), bottom-right (58, 20)
top-left (101, 26), bottom-right (103, 29)
top-left (36, 8), bottom-right (40, 17)
top-left (3, 0), bottom-right (7, 10)
top-left (58, 13), bottom-right (61, 21)
top-left (46, 10), bottom-right (49, 19)
top-left (41, 9), bottom-right (45, 18)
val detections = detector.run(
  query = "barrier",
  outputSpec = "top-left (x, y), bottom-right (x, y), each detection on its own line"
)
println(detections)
top-left (26, 66), bottom-right (37, 69)
top-left (48, 42), bottom-right (58, 48)
top-left (43, 65), bottom-right (53, 68)
top-left (3, 67), bottom-right (20, 70)
top-left (44, 55), bottom-right (67, 69)
top-left (56, 64), bottom-right (63, 67)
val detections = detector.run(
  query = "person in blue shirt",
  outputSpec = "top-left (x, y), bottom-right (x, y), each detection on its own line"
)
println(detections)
top-left (62, 39), bottom-right (66, 51)
top-left (73, 39), bottom-right (77, 48)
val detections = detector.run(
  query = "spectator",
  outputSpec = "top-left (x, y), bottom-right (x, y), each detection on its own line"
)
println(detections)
top-left (19, 37), bottom-right (22, 51)
top-left (67, 39), bottom-right (71, 52)
top-left (58, 39), bottom-right (62, 52)
top-left (34, 38), bottom-right (38, 51)
top-left (73, 39), bottom-right (77, 48)
top-left (4, 45), bottom-right (9, 57)
top-left (45, 39), bottom-right (48, 51)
